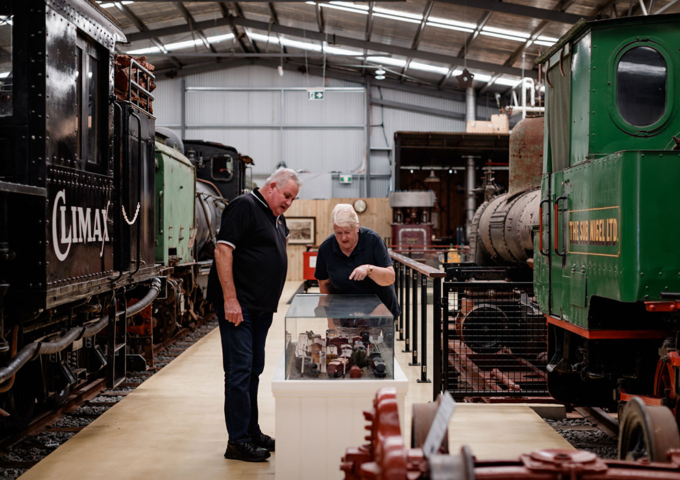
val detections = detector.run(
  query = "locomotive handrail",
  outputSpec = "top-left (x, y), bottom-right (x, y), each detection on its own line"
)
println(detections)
top-left (129, 111), bottom-right (143, 276)
top-left (554, 195), bottom-right (567, 257)
top-left (539, 197), bottom-right (551, 256)
top-left (127, 58), bottom-right (155, 117)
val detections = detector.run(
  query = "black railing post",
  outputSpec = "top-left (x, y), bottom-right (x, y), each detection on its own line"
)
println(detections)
top-left (418, 273), bottom-right (430, 383)
top-left (403, 266), bottom-right (411, 353)
top-left (432, 278), bottom-right (442, 398)
top-left (398, 263), bottom-right (404, 341)
top-left (410, 269), bottom-right (419, 366)
top-left (442, 281), bottom-right (449, 393)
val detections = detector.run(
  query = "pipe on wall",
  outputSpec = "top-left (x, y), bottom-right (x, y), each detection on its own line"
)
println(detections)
top-left (465, 156), bottom-right (476, 243)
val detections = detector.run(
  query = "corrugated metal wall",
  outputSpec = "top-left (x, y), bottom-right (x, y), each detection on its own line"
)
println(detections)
top-left (154, 64), bottom-right (494, 198)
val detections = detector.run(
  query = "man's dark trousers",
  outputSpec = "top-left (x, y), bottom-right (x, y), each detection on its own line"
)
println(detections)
top-left (216, 305), bottom-right (273, 443)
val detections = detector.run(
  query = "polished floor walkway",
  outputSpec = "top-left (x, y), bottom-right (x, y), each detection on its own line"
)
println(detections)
top-left (20, 282), bottom-right (572, 479)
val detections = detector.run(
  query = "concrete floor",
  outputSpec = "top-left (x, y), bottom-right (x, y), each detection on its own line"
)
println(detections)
top-left (20, 282), bottom-right (572, 479)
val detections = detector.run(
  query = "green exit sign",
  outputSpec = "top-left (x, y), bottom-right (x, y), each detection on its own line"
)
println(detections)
top-left (307, 88), bottom-right (325, 100)
top-left (340, 175), bottom-right (352, 184)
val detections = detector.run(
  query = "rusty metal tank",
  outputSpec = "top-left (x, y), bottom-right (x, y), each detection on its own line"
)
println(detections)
top-left (508, 114), bottom-right (544, 197)
top-left (470, 115), bottom-right (544, 265)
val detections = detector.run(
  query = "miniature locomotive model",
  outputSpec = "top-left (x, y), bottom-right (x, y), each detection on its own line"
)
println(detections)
top-left (290, 329), bottom-right (388, 380)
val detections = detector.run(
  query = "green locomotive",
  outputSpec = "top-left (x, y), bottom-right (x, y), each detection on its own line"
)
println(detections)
top-left (535, 13), bottom-right (680, 459)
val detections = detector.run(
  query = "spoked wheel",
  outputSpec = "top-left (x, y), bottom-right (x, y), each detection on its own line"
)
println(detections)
top-left (618, 397), bottom-right (680, 462)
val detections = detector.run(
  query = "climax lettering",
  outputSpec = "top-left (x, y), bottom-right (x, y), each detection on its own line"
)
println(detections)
top-left (52, 189), bottom-right (111, 262)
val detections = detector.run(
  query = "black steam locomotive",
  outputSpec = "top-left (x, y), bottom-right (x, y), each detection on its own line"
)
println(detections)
top-left (0, 0), bottom-right (250, 430)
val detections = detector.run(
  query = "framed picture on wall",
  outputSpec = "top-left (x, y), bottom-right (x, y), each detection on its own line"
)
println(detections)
top-left (287, 217), bottom-right (316, 245)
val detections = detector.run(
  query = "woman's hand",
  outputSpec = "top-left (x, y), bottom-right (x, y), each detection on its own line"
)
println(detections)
top-left (349, 264), bottom-right (372, 281)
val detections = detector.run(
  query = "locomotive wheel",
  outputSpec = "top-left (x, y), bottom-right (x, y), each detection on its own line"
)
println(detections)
top-left (411, 396), bottom-right (449, 453)
top-left (618, 397), bottom-right (680, 462)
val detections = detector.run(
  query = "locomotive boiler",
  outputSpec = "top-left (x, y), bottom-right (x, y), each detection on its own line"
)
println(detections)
top-left (455, 115), bottom-right (545, 358)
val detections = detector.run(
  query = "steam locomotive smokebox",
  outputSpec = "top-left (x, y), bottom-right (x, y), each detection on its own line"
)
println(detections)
top-left (389, 191), bottom-right (435, 246)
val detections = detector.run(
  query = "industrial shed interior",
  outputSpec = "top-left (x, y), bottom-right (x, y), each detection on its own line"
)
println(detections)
top-left (3, 0), bottom-right (680, 478)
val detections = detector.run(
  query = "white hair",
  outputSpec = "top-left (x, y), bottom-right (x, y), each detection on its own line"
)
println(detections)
top-left (331, 204), bottom-right (359, 229)
top-left (264, 167), bottom-right (303, 189)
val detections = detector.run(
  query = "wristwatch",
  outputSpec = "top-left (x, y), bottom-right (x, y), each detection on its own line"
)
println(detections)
top-left (368, 265), bottom-right (374, 276)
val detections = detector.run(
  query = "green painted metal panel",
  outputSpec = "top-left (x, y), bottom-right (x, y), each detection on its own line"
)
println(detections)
top-left (155, 142), bottom-right (196, 266)
top-left (570, 32), bottom-right (591, 166)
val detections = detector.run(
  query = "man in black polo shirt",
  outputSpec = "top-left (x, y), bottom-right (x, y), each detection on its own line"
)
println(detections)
top-left (207, 167), bottom-right (301, 463)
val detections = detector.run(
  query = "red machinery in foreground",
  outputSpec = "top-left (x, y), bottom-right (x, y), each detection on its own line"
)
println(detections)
top-left (342, 388), bottom-right (680, 480)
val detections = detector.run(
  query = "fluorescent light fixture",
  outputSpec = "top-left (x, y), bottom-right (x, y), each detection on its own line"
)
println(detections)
top-left (127, 46), bottom-right (161, 55)
top-left (206, 33), bottom-right (235, 44)
top-left (127, 33), bottom-right (235, 55)
top-left (534, 40), bottom-right (555, 47)
top-left (324, 44), bottom-right (364, 56)
top-left (100, 1), bottom-right (134, 8)
top-left (365, 56), bottom-right (406, 67)
top-left (410, 62), bottom-right (449, 75)
top-left (375, 75), bottom-right (385, 80)
top-left (537, 35), bottom-right (558, 42)
top-left (494, 77), bottom-right (521, 87)
top-left (373, 7), bottom-right (423, 21)
top-left (373, 12), bottom-right (421, 24)
top-left (428, 17), bottom-right (477, 30)
top-left (479, 31), bottom-right (527, 42)
top-left (483, 26), bottom-right (530, 38)
top-left (318, 3), bottom-right (368, 15)
top-left (473, 73), bottom-right (492, 83)
top-left (426, 22), bottom-right (474, 33)
top-left (329, 2), bottom-right (369, 10)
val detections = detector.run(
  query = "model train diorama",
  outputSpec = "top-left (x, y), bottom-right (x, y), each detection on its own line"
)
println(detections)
top-left (289, 329), bottom-right (388, 379)
top-left (0, 0), bottom-right (252, 431)
top-left (459, 12), bottom-right (680, 461)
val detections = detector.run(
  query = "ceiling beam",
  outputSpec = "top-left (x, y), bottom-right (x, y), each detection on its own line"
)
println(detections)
top-left (176, 3), bottom-right (216, 52)
top-left (115, 3), bottom-right (182, 68)
top-left (316, 4), bottom-right (325, 33)
top-left (439, 10), bottom-right (492, 87)
top-left (432, 0), bottom-right (589, 24)
top-left (218, 2), bottom-right (250, 53)
top-left (402, 1), bottom-right (434, 79)
top-left (127, 15), bottom-right (536, 78)
top-left (157, 57), bottom-right (468, 101)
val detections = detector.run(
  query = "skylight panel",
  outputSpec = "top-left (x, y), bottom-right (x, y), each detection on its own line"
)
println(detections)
top-left (482, 26), bottom-right (530, 38)
top-left (427, 17), bottom-right (477, 30)
top-left (372, 7), bottom-right (423, 21)
top-left (410, 62), bottom-right (449, 75)
top-left (127, 46), bottom-right (162, 55)
top-left (365, 56), bottom-right (407, 67)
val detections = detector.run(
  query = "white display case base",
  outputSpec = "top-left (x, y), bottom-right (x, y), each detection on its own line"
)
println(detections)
top-left (272, 353), bottom-right (409, 480)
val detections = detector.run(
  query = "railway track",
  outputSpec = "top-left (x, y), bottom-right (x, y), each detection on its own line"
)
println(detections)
top-left (0, 316), bottom-right (218, 478)
top-left (546, 406), bottom-right (619, 459)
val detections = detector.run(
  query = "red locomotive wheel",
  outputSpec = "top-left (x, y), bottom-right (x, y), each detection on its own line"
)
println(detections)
top-left (618, 397), bottom-right (680, 462)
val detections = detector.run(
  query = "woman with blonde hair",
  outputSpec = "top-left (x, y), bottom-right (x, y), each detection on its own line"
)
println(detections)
top-left (314, 204), bottom-right (401, 319)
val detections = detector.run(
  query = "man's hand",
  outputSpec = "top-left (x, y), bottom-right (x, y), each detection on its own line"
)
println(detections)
top-left (224, 297), bottom-right (244, 326)
top-left (349, 264), bottom-right (371, 281)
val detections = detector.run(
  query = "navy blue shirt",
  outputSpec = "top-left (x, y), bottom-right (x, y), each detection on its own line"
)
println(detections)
top-left (314, 227), bottom-right (401, 318)
top-left (207, 188), bottom-right (289, 312)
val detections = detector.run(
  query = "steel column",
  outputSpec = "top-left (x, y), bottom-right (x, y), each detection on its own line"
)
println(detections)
top-left (442, 282), bottom-right (450, 393)
top-left (410, 269), bottom-right (419, 366)
top-left (465, 156), bottom-right (477, 242)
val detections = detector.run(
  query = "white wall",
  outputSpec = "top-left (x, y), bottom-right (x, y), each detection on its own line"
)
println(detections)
top-left (154, 64), bottom-right (493, 197)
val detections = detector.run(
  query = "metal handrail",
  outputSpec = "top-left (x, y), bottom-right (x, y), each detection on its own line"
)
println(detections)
top-left (390, 251), bottom-right (445, 398)
top-left (127, 59), bottom-right (155, 116)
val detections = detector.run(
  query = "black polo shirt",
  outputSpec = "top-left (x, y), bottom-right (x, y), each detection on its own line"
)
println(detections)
top-left (315, 227), bottom-right (401, 318)
top-left (207, 188), bottom-right (289, 313)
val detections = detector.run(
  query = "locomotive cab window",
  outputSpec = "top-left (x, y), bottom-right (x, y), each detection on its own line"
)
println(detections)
top-left (0, 13), bottom-right (13, 117)
top-left (76, 37), bottom-right (102, 165)
top-left (211, 154), bottom-right (234, 182)
top-left (616, 46), bottom-right (667, 127)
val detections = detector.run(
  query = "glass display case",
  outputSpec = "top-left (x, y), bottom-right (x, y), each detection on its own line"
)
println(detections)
top-left (285, 294), bottom-right (395, 380)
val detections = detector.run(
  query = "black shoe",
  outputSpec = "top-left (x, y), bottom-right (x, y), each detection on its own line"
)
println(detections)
top-left (251, 432), bottom-right (275, 452)
top-left (224, 441), bottom-right (271, 462)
